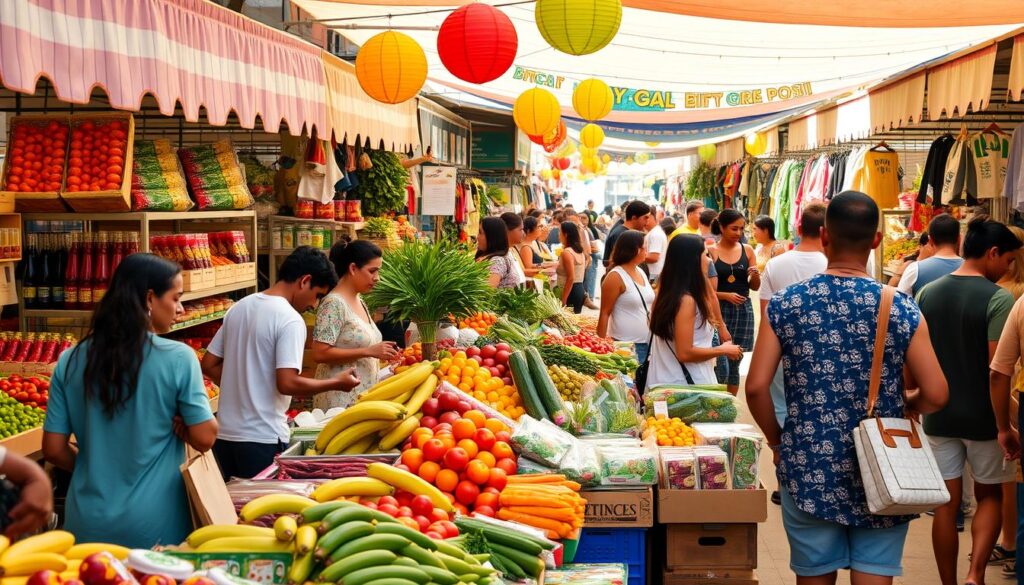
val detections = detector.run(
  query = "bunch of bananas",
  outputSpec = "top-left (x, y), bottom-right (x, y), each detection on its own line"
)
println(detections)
top-left (0, 531), bottom-right (130, 581)
top-left (187, 500), bottom-right (498, 585)
top-left (313, 362), bottom-right (439, 455)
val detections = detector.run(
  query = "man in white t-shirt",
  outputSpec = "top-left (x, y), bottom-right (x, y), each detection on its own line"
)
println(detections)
top-left (202, 247), bottom-right (360, 479)
top-left (644, 220), bottom-right (668, 283)
top-left (758, 203), bottom-right (828, 504)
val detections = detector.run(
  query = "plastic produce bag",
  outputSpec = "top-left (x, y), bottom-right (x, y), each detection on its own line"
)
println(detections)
top-left (696, 446), bottom-right (731, 489)
top-left (731, 432), bottom-right (764, 490)
top-left (559, 440), bottom-right (602, 487)
top-left (595, 444), bottom-right (658, 486)
top-left (511, 415), bottom-right (575, 467)
top-left (643, 386), bottom-right (738, 423)
top-left (516, 456), bottom-right (558, 475)
top-left (660, 447), bottom-right (698, 490)
top-left (691, 423), bottom-right (756, 459)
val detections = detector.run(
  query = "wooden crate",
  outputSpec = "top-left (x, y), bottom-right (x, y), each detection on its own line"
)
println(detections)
top-left (61, 112), bottom-right (134, 212)
top-left (234, 262), bottom-right (256, 284)
top-left (2, 115), bottom-right (70, 212)
top-left (213, 264), bottom-right (236, 287)
top-left (665, 524), bottom-right (758, 571)
top-left (181, 268), bottom-right (215, 293)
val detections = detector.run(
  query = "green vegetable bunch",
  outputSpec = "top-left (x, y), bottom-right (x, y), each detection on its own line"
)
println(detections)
top-left (362, 217), bottom-right (395, 238)
top-left (354, 150), bottom-right (408, 217)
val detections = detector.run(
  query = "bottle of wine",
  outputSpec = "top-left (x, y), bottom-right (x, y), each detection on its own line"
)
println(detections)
top-left (52, 234), bottom-right (66, 309)
top-left (22, 235), bottom-right (37, 309)
top-left (36, 234), bottom-right (51, 310)
top-left (79, 233), bottom-right (94, 310)
top-left (93, 231), bottom-right (110, 305)
top-left (64, 233), bottom-right (80, 310)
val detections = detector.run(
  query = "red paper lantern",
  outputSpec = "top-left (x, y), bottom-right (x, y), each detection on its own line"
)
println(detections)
top-left (554, 157), bottom-right (571, 170)
top-left (438, 4), bottom-right (518, 84)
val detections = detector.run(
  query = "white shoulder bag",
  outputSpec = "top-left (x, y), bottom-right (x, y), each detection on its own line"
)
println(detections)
top-left (853, 285), bottom-right (950, 515)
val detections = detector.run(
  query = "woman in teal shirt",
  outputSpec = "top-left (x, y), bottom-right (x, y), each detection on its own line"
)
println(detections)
top-left (43, 254), bottom-right (218, 547)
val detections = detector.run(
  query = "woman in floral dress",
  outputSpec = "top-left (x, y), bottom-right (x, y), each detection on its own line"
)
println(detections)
top-left (311, 240), bottom-right (399, 409)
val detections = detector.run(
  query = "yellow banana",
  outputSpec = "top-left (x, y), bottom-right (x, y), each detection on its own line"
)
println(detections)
top-left (0, 553), bottom-right (68, 577)
top-left (274, 516), bottom-right (297, 542)
top-left (195, 536), bottom-right (294, 553)
top-left (310, 477), bottom-right (394, 502)
top-left (392, 388), bottom-right (415, 404)
top-left (357, 363), bottom-right (434, 402)
top-left (341, 435), bottom-right (376, 455)
top-left (187, 525), bottom-right (275, 547)
top-left (367, 462), bottom-right (453, 513)
top-left (323, 420), bottom-right (393, 455)
top-left (2, 577), bottom-right (27, 585)
top-left (402, 376), bottom-right (439, 414)
top-left (379, 415), bottom-right (421, 451)
top-left (239, 495), bottom-right (318, 524)
top-left (294, 525), bottom-right (318, 556)
top-left (288, 552), bottom-right (315, 585)
top-left (314, 401), bottom-right (406, 452)
top-left (0, 531), bottom-right (74, 563)
top-left (0, 538), bottom-right (9, 558)
top-left (66, 543), bottom-right (130, 560)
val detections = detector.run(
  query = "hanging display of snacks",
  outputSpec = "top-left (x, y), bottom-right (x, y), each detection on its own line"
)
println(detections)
top-left (131, 139), bottom-right (193, 212)
top-left (178, 139), bottom-right (254, 210)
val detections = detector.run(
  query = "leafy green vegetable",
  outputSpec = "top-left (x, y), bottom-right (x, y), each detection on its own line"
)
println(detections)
top-left (354, 150), bottom-right (408, 217)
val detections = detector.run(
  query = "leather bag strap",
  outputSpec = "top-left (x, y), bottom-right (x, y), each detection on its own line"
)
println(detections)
top-left (867, 285), bottom-right (896, 418)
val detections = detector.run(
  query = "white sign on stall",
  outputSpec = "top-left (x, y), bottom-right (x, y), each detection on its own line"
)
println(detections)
top-left (421, 166), bottom-right (457, 216)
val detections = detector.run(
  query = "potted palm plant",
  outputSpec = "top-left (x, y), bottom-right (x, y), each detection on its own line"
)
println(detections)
top-left (366, 241), bottom-right (492, 359)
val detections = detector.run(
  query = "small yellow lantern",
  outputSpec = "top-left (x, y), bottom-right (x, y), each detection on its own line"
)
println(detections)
top-left (513, 88), bottom-right (561, 137)
top-left (536, 0), bottom-right (622, 56)
top-left (580, 124), bottom-right (605, 149)
top-left (579, 145), bottom-right (597, 158)
top-left (636, 152), bottom-right (650, 165)
top-left (698, 144), bottom-right (716, 162)
top-left (602, 154), bottom-right (612, 164)
top-left (355, 31), bottom-right (427, 104)
top-left (745, 132), bottom-right (768, 156)
top-left (645, 141), bottom-right (661, 148)
top-left (573, 78), bottom-right (614, 121)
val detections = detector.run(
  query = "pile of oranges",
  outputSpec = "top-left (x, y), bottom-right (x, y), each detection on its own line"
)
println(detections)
top-left (644, 416), bottom-right (697, 447)
top-left (435, 351), bottom-right (525, 420)
top-left (459, 312), bottom-right (498, 335)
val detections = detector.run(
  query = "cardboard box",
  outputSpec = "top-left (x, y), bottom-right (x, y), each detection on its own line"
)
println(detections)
top-left (582, 487), bottom-right (654, 528)
top-left (657, 485), bottom-right (767, 524)
top-left (665, 524), bottom-right (757, 571)
top-left (662, 569), bottom-right (758, 585)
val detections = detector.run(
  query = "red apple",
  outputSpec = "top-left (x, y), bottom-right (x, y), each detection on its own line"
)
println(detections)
top-left (422, 398), bottom-right (441, 417)
top-left (410, 495), bottom-right (434, 517)
top-left (27, 570), bottom-right (62, 585)
top-left (473, 428), bottom-right (496, 451)
top-left (439, 412), bottom-right (460, 425)
top-left (482, 358), bottom-right (496, 368)
top-left (488, 367), bottom-right (501, 378)
top-left (501, 377), bottom-right (513, 386)
top-left (414, 515), bottom-right (431, 532)
top-left (480, 345), bottom-right (497, 359)
top-left (455, 401), bottom-right (472, 414)
top-left (80, 553), bottom-right (132, 585)
top-left (438, 392), bottom-right (460, 411)
top-left (419, 416), bottom-right (438, 429)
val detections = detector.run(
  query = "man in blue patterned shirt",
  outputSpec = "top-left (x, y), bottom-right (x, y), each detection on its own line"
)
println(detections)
top-left (747, 191), bottom-right (949, 584)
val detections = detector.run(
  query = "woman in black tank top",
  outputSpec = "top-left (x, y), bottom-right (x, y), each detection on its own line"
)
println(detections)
top-left (710, 209), bottom-right (760, 395)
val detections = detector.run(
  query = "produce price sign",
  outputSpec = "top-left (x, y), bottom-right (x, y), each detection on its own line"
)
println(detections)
top-left (422, 166), bottom-right (457, 216)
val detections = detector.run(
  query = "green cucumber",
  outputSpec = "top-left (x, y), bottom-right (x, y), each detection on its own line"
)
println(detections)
top-left (433, 539), bottom-right (474, 562)
top-left (359, 580), bottom-right (420, 585)
top-left (509, 350), bottom-right (547, 420)
top-left (454, 517), bottom-right (552, 551)
top-left (340, 566), bottom-right (429, 585)
top-left (401, 543), bottom-right (446, 569)
top-left (490, 553), bottom-right (525, 580)
top-left (416, 567), bottom-right (459, 585)
top-left (303, 500), bottom-right (359, 524)
top-left (482, 551), bottom-right (510, 577)
top-left (374, 522), bottom-right (438, 551)
top-left (525, 346), bottom-right (566, 425)
top-left (489, 543), bottom-right (543, 578)
top-left (315, 520), bottom-right (375, 559)
top-left (319, 506), bottom-right (377, 534)
top-left (393, 558), bottom-right (420, 568)
top-left (319, 550), bottom-right (397, 582)
top-left (331, 534), bottom-right (411, 563)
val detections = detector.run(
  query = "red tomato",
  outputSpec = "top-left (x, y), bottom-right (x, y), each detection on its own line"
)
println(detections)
top-left (487, 468), bottom-right (508, 491)
top-left (473, 505), bottom-right (496, 517)
top-left (427, 521), bottom-right (446, 535)
top-left (494, 350), bottom-right (510, 364)
top-left (495, 458), bottom-right (517, 476)
top-left (410, 495), bottom-right (434, 517)
top-left (475, 492), bottom-right (499, 509)
top-left (430, 508), bottom-right (449, 523)
top-left (395, 491), bottom-right (414, 507)
top-left (414, 515), bottom-right (431, 532)
top-left (495, 430), bottom-right (512, 444)
top-left (443, 447), bottom-right (469, 471)
top-left (377, 504), bottom-right (399, 517)
top-left (455, 481), bottom-right (480, 506)
top-left (472, 428), bottom-right (496, 452)
top-left (439, 521), bottom-right (459, 538)
top-left (397, 506), bottom-right (413, 518)
top-left (378, 495), bottom-right (399, 508)
top-left (423, 439), bottom-right (447, 462)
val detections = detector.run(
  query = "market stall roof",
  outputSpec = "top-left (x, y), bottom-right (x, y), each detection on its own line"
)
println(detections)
top-left (290, 0), bottom-right (1021, 147)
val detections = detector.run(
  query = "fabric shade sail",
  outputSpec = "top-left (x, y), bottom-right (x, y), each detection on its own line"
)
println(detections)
top-left (926, 45), bottom-right (997, 118)
top-left (869, 73), bottom-right (926, 133)
top-left (0, 0), bottom-right (329, 136)
top-left (322, 52), bottom-right (420, 150)
top-left (1007, 34), bottom-right (1024, 102)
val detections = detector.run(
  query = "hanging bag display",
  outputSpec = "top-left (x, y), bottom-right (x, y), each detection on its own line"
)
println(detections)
top-left (853, 285), bottom-right (950, 515)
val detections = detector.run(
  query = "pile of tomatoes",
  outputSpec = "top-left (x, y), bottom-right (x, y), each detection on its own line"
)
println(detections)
top-left (65, 119), bottom-right (129, 193)
top-left (545, 330), bottom-right (615, 354)
top-left (357, 492), bottom-right (459, 540)
top-left (4, 120), bottom-right (68, 193)
top-left (397, 408), bottom-right (516, 518)
top-left (0, 375), bottom-right (49, 410)
top-left (459, 312), bottom-right (498, 335)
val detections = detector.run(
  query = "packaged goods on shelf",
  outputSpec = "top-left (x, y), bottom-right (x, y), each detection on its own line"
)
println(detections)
top-left (658, 445), bottom-right (735, 490)
top-left (150, 233), bottom-right (214, 270)
top-left (178, 139), bottom-right (254, 210)
top-left (132, 139), bottom-right (192, 211)
top-left (660, 448), bottom-right (698, 490)
top-left (24, 230), bottom-right (140, 310)
top-left (0, 332), bottom-right (76, 364)
top-left (0, 226), bottom-right (21, 260)
top-left (588, 439), bottom-right (658, 486)
top-left (175, 296), bottom-right (234, 327)
top-left (690, 423), bottom-right (763, 490)
top-left (642, 385), bottom-right (738, 423)
top-left (210, 231), bottom-right (252, 263)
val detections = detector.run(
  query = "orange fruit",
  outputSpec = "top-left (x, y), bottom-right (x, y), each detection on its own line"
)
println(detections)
top-left (453, 419), bottom-right (477, 441)
top-left (464, 410), bottom-right (487, 429)
top-left (418, 461), bottom-right (441, 483)
top-left (474, 451), bottom-right (497, 468)
top-left (457, 438), bottom-right (480, 459)
top-left (466, 460), bottom-right (491, 485)
top-left (401, 448), bottom-right (424, 473)
top-left (475, 491), bottom-right (499, 510)
top-left (436, 469), bottom-right (459, 492)
top-left (484, 418), bottom-right (507, 434)
top-left (491, 441), bottom-right (514, 460)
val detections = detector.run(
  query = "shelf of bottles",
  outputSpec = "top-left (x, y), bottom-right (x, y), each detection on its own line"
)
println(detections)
top-left (17, 211), bottom-right (258, 334)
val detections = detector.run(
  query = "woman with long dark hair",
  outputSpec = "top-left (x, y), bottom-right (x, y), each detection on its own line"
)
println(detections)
top-left (710, 209), bottom-right (760, 394)
top-left (477, 216), bottom-right (526, 288)
top-left (648, 235), bottom-right (742, 387)
top-left (518, 216), bottom-right (556, 277)
top-left (43, 254), bottom-right (218, 547)
top-left (752, 215), bottom-right (787, 274)
top-left (558, 221), bottom-right (588, 313)
top-left (598, 230), bottom-right (654, 364)
top-left (311, 239), bottom-right (396, 410)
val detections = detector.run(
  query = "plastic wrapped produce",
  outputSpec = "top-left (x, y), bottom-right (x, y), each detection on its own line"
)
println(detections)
top-left (511, 415), bottom-right (576, 467)
top-left (595, 444), bottom-right (658, 486)
top-left (696, 446), bottom-right (731, 489)
top-left (691, 423), bottom-right (755, 459)
top-left (516, 456), bottom-right (558, 475)
top-left (643, 386), bottom-right (738, 423)
top-left (731, 432), bottom-right (764, 490)
top-left (660, 447), bottom-right (698, 490)
top-left (559, 440), bottom-right (602, 487)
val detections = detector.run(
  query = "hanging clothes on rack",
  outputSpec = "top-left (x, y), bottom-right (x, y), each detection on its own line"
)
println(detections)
top-left (917, 134), bottom-right (955, 204)
top-left (1005, 126), bottom-right (1024, 210)
top-left (851, 143), bottom-right (900, 209)
top-left (941, 133), bottom-right (978, 206)
top-left (970, 126), bottom-right (1010, 199)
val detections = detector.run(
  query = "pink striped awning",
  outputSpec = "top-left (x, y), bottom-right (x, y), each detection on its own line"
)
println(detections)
top-left (0, 0), bottom-right (328, 136)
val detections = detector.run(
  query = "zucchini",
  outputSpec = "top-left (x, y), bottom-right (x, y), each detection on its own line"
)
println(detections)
top-left (319, 550), bottom-right (397, 582)
top-left (341, 566), bottom-right (429, 585)
top-left (401, 543), bottom-right (446, 569)
top-left (303, 500), bottom-right (359, 524)
top-left (491, 552), bottom-right (525, 580)
top-left (315, 520), bottom-right (375, 559)
top-left (489, 544), bottom-right (543, 578)
top-left (508, 350), bottom-right (547, 420)
top-left (330, 534), bottom-right (411, 563)
top-left (525, 346), bottom-right (566, 425)
top-left (318, 506), bottom-right (377, 534)
top-left (374, 522), bottom-right (438, 551)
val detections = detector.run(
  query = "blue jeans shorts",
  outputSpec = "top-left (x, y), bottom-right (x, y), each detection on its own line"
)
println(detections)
top-left (780, 488), bottom-right (909, 577)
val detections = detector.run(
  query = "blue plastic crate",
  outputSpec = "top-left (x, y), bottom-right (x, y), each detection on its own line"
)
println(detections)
top-left (574, 528), bottom-right (647, 585)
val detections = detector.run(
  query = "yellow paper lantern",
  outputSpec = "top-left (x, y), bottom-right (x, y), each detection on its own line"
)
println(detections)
top-left (745, 132), bottom-right (768, 156)
top-left (645, 141), bottom-right (661, 148)
top-left (540, 169), bottom-right (553, 181)
top-left (513, 88), bottom-right (561, 137)
top-left (625, 156), bottom-right (635, 165)
top-left (355, 31), bottom-right (427, 104)
top-left (573, 78), bottom-right (614, 121)
top-left (698, 143), bottom-right (716, 162)
top-left (602, 154), bottom-right (612, 164)
top-left (579, 145), bottom-right (597, 158)
top-left (585, 155), bottom-right (600, 169)
top-left (536, 0), bottom-right (622, 56)
top-left (580, 123), bottom-right (605, 149)
top-left (636, 152), bottom-right (650, 165)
